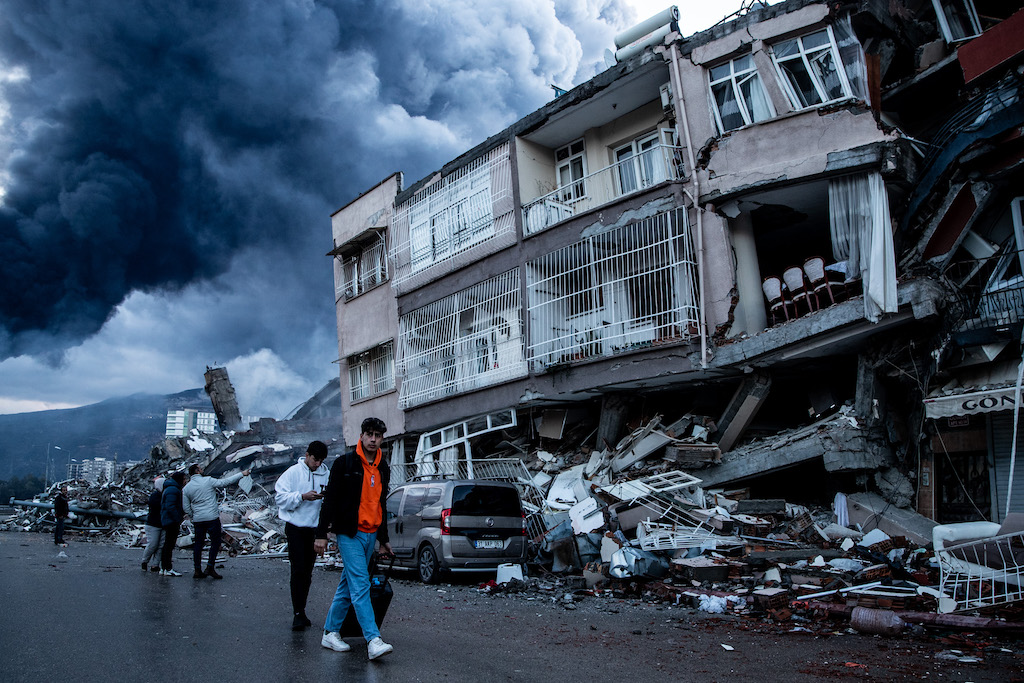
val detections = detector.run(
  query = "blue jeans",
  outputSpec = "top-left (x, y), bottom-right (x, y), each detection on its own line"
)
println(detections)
top-left (324, 531), bottom-right (378, 642)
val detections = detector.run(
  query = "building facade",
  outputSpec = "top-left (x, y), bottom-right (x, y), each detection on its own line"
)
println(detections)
top-left (330, 0), bottom-right (1024, 520)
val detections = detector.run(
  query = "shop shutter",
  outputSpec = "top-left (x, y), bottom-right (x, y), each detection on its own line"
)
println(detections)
top-left (990, 412), bottom-right (1024, 521)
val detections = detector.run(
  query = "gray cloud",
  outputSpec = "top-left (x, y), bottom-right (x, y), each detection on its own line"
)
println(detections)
top-left (0, 0), bottom-right (626, 416)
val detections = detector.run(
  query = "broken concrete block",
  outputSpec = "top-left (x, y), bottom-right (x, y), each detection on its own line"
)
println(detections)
top-left (874, 468), bottom-right (915, 508)
top-left (673, 556), bottom-right (730, 583)
top-left (735, 499), bottom-right (787, 515)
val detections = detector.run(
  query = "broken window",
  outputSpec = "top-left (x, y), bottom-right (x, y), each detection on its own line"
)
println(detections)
top-left (339, 231), bottom-right (388, 300)
top-left (525, 208), bottom-right (699, 369)
top-left (708, 54), bottom-right (774, 133)
top-left (397, 270), bottom-right (527, 408)
top-left (932, 0), bottom-right (982, 42)
top-left (556, 139), bottom-right (587, 203)
top-left (348, 341), bottom-right (395, 402)
top-left (771, 26), bottom-right (854, 109)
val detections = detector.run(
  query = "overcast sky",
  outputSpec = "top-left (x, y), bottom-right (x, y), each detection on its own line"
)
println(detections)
top-left (0, 0), bottom-right (756, 419)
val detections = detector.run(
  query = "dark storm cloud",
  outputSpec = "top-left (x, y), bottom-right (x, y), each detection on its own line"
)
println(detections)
top-left (0, 0), bottom-right (623, 372)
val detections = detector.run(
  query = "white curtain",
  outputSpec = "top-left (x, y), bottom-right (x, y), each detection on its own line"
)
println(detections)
top-left (832, 14), bottom-right (869, 104)
top-left (829, 171), bottom-right (897, 322)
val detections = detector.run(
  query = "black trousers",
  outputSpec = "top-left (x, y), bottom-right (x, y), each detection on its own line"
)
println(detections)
top-left (192, 518), bottom-right (223, 571)
top-left (286, 522), bottom-right (317, 614)
top-left (161, 523), bottom-right (180, 570)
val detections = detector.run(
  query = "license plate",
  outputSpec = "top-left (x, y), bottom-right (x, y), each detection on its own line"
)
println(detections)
top-left (474, 539), bottom-right (503, 549)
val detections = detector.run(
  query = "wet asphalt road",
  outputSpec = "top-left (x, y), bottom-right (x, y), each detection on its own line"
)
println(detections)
top-left (2, 531), bottom-right (1022, 682)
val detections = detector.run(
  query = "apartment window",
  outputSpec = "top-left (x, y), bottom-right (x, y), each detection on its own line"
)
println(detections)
top-left (708, 55), bottom-right (775, 133)
top-left (339, 232), bottom-right (388, 300)
top-left (398, 270), bottom-right (527, 408)
top-left (932, 0), bottom-right (981, 42)
top-left (348, 341), bottom-right (395, 402)
top-left (526, 209), bottom-right (700, 369)
top-left (615, 130), bottom-right (676, 193)
top-left (556, 139), bottom-right (587, 203)
top-left (771, 27), bottom-right (853, 109)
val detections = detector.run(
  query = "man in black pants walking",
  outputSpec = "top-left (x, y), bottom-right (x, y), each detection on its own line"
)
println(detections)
top-left (274, 441), bottom-right (330, 630)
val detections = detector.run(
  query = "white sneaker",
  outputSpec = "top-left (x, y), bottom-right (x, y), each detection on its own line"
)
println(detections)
top-left (321, 631), bottom-right (350, 652)
top-left (160, 568), bottom-right (182, 577)
top-left (367, 637), bottom-right (393, 660)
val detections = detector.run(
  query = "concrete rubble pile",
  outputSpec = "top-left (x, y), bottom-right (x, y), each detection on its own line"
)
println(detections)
top-left (2, 420), bottom-right (341, 560)
top-left (464, 411), bottom-right (1024, 632)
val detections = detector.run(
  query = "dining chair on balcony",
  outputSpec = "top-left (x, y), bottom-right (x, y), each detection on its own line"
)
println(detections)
top-left (802, 256), bottom-right (846, 307)
top-left (782, 265), bottom-right (816, 316)
top-left (762, 276), bottom-right (790, 325)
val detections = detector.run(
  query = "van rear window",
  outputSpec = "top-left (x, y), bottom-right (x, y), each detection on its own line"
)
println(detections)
top-left (451, 485), bottom-right (521, 516)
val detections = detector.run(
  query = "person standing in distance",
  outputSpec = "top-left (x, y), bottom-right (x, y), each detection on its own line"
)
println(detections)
top-left (316, 417), bottom-right (393, 660)
top-left (182, 463), bottom-right (250, 579)
top-left (275, 440), bottom-right (330, 630)
top-left (54, 486), bottom-right (69, 546)
top-left (159, 471), bottom-right (187, 576)
top-left (140, 477), bottom-right (165, 572)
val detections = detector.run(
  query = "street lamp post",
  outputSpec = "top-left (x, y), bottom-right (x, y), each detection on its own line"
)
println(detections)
top-left (45, 444), bottom-right (62, 488)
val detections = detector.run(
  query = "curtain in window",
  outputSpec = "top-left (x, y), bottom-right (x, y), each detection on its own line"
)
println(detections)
top-left (829, 171), bottom-right (896, 322)
top-left (832, 15), bottom-right (869, 104)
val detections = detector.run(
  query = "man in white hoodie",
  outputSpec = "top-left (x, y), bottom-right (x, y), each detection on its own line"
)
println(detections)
top-left (182, 463), bottom-right (250, 579)
top-left (275, 440), bottom-right (330, 630)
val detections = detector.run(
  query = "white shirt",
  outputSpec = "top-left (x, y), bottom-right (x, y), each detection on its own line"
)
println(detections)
top-left (275, 457), bottom-right (330, 528)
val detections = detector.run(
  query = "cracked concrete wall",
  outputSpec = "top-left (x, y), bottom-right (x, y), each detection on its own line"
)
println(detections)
top-left (330, 173), bottom-right (405, 444)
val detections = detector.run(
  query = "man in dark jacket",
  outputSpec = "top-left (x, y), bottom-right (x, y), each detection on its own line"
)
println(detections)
top-left (159, 471), bottom-right (187, 576)
top-left (140, 478), bottom-right (164, 572)
top-left (316, 417), bottom-right (393, 660)
top-left (54, 486), bottom-right (69, 546)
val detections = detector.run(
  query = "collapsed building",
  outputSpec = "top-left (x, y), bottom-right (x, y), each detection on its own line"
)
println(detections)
top-left (324, 0), bottom-right (1024, 618)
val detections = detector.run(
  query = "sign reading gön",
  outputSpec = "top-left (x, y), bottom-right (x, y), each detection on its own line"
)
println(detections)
top-left (924, 387), bottom-right (1019, 419)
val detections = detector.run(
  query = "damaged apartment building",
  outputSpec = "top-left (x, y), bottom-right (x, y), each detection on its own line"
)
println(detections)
top-left (327, 0), bottom-right (1024, 528)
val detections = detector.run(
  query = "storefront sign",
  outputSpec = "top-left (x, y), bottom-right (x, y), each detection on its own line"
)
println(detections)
top-left (924, 387), bottom-right (1020, 419)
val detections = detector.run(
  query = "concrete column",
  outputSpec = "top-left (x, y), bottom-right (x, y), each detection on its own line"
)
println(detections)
top-left (597, 394), bottom-right (629, 451)
top-left (729, 212), bottom-right (768, 336)
top-left (714, 370), bottom-right (772, 453)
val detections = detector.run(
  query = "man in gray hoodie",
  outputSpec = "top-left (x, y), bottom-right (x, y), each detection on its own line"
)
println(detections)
top-left (182, 463), bottom-right (250, 579)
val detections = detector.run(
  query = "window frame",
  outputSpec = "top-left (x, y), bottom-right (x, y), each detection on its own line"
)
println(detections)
top-left (931, 0), bottom-right (982, 43)
top-left (770, 25), bottom-right (853, 110)
top-left (555, 139), bottom-right (588, 203)
top-left (339, 231), bottom-right (388, 301)
top-left (347, 340), bottom-right (395, 403)
top-left (708, 54), bottom-right (775, 134)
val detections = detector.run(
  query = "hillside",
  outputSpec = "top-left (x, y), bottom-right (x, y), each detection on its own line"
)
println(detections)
top-left (0, 388), bottom-right (210, 480)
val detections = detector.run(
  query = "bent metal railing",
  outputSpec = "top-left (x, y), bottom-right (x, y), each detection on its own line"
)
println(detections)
top-left (522, 144), bottom-right (685, 235)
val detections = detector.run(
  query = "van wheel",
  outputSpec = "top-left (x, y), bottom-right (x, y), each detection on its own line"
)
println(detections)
top-left (418, 545), bottom-right (440, 584)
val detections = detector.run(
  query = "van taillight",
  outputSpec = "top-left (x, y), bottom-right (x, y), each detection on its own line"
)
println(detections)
top-left (441, 508), bottom-right (451, 535)
top-left (520, 511), bottom-right (527, 536)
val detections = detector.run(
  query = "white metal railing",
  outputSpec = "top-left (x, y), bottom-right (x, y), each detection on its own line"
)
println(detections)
top-left (348, 341), bottom-right (394, 402)
top-left (337, 233), bottom-right (388, 301)
top-left (390, 143), bottom-right (513, 286)
top-left (522, 144), bottom-right (685, 235)
top-left (398, 270), bottom-right (527, 408)
top-left (525, 209), bottom-right (699, 369)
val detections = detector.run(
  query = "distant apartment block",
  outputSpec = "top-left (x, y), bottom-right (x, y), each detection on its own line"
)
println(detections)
top-left (165, 408), bottom-right (219, 437)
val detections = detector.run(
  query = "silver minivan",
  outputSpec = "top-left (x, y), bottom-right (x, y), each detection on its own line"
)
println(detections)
top-left (385, 480), bottom-right (526, 583)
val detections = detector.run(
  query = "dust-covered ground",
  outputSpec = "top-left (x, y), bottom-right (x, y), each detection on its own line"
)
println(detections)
top-left (2, 531), bottom-right (1022, 682)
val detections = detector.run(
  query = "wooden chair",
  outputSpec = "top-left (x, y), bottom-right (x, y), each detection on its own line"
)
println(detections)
top-left (761, 276), bottom-right (790, 325)
top-left (803, 256), bottom-right (846, 306)
top-left (783, 265), bottom-right (816, 315)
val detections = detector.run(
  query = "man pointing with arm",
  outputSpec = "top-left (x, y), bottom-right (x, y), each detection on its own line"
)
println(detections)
top-left (182, 463), bottom-right (250, 579)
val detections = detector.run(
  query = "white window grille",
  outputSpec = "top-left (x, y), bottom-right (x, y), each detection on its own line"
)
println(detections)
top-left (771, 26), bottom-right (853, 109)
top-left (338, 231), bottom-right (388, 301)
top-left (397, 270), bottom-right (527, 408)
top-left (348, 341), bottom-right (395, 402)
top-left (932, 0), bottom-right (982, 43)
top-left (708, 54), bottom-right (775, 133)
top-left (526, 209), bottom-right (700, 369)
top-left (556, 139), bottom-right (588, 203)
top-left (390, 143), bottom-right (513, 286)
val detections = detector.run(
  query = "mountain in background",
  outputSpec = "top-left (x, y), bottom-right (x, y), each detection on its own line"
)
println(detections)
top-left (0, 388), bottom-right (210, 480)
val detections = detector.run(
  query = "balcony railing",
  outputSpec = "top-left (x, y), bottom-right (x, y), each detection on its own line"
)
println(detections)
top-left (522, 144), bottom-right (685, 235)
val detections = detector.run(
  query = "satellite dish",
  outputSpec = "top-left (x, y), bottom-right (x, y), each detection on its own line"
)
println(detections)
top-left (604, 48), bottom-right (616, 69)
